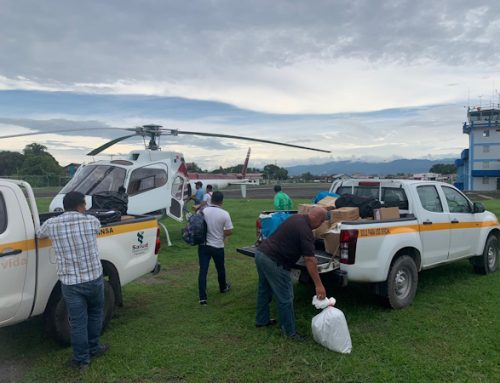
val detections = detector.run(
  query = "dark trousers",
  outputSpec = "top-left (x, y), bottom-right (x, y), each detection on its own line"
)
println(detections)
top-left (255, 250), bottom-right (296, 336)
top-left (198, 245), bottom-right (227, 300)
top-left (61, 275), bottom-right (104, 365)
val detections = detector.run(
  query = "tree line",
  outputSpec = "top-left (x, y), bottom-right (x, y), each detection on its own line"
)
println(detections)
top-left (187, 162), bottom-right (289, 180)
top-left (0, 143), bottom-right (64, 179)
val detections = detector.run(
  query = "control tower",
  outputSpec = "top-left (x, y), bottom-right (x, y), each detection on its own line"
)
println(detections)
top-left (457, 105), bottom-right (500, 190)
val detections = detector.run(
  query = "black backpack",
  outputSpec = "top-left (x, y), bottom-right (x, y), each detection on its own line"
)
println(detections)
top-left (92, 191), bottom-right (128, 215)
top-left (335, 194), bottom-right (382, 218)
top-left (182, 210), bottom-right (207, 245)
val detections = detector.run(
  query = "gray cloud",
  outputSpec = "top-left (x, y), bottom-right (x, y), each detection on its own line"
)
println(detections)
top-left (0, 0), bottom-right (498, 85)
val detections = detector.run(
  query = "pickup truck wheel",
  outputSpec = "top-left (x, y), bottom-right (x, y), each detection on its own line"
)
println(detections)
top-left (45, 280), bottom-right (115, 346)
top-left (473, 235), bottom-right (498, 275)
top-left (102, 279), bottom-right (116, 329)
top-left (384, 255), bottom-right (418, 309)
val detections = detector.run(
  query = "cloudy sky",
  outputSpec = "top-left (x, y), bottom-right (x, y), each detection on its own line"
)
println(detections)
top-left (0, 0), bottom-right (499, 169)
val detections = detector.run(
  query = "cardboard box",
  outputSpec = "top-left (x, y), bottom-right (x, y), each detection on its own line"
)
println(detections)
top-left (298, 203), bottom-right (317, 214)
top-left (322, 232), bottom-right (340, 256)
top-left (316, 196), bottom-right (337, 210)
top-left (330, 207), bottom-right (360, 224)
top-left (312, 221), bottom-right (331, 239)
top-left (373, 207), bottom-right (400, 220)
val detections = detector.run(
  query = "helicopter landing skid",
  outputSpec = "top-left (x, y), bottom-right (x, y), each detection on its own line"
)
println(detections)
top-left (158, 221), bottom-right (172, 246)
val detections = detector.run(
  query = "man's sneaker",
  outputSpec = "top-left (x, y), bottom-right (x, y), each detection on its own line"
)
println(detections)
top-left (288, 333), bottom-right (306, 342)
top-left (220, 282), bottom-right (231, 293)
top-left (68, 360), bottom-right (90, 371)
top-left (256, 319), bottom-right (277, 328)
top-left (199, 299), bottom-right (208, 305)
top-left (90, 343), bottom-right (110, 358)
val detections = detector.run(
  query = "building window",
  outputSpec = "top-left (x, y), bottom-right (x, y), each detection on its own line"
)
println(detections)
top-left (482, 177), bottom-right (489, 185)
top-left (484, 161), bottom-right (490, 169)
top-left (483, 129), bottom-right (490, 137)
top-left (483, 145), bottom-right (490, 153)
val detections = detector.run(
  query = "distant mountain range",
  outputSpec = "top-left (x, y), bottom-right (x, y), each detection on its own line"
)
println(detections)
top-left (286, 158), bottom-right (455, 176)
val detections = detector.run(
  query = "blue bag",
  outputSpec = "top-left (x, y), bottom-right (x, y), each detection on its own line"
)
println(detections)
top-left (260, 212), bottom-right (291, 239)
top-left (313, 191), bottom-right (339, 204)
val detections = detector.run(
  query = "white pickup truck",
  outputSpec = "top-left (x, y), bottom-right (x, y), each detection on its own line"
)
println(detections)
top-left (0, 179), bottom-right (161, 344)
top-left (238, 180), bottom-right (499, 309)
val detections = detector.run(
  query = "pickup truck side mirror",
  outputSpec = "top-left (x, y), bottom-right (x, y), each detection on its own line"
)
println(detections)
top-left (473, 202), bottom-right (485, 213)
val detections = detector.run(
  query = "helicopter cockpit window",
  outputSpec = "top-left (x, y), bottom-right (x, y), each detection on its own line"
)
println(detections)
top-left (61, 165), bottom-right (126, 195)
top-left (127, 166), bottom-right (168, 196)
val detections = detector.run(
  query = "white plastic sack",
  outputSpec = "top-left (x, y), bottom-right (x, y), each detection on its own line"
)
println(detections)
top-left (311, 307), bottom-right (352, 354)
top-left (312, 295), bottom-right (336, 309)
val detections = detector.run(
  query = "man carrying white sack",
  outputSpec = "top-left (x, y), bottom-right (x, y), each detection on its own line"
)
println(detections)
top-left (254, 206), bottom-right (327, 341)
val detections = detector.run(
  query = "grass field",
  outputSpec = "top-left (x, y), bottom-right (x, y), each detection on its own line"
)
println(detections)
top-left (1, 198), bottom-right (499, 383)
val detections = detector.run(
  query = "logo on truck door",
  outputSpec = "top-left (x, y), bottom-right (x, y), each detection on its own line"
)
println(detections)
top-left (132, 231), bottom-right (149, 255)
top-left (137, 231), bottom-right (144, 244)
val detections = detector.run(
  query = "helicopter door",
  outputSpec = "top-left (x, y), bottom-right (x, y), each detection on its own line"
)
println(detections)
top-left (167, 175), bottom-right (187, 222)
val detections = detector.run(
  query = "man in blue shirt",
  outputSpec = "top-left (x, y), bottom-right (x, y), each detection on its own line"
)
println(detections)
top-left (193, 181), bottom-right (204, 204)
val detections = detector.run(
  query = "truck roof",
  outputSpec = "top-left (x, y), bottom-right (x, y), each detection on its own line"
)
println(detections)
top-left (333, 178), bottom-right (452, 187)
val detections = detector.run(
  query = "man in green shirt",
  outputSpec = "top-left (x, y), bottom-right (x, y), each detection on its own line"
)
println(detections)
top-left (273, 185), bottom-right (293, 210)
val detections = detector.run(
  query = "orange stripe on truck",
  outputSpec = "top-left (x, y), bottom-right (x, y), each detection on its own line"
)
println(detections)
top-left (0, 220), bottom-right (158, 252)
top-left (357, 220), bottom-right (498, 238)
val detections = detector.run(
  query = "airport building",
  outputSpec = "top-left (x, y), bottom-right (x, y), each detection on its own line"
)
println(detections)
top-left (456, 106), bottom-right (500, 191)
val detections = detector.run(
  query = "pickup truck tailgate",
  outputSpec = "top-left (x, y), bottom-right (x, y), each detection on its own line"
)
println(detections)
top-left (236, 245), bottom-right (340, 271)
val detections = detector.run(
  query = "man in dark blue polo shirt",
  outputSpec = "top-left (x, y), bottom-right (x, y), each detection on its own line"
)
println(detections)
top-left (255, 206), bottom-right (327, 340)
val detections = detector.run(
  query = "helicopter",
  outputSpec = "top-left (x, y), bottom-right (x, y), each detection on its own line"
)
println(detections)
top-left (0, 124), bottom-right (330, 221)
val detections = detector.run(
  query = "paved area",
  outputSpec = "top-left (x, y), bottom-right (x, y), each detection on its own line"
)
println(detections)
top-left (222, 184), bottom-right (329, 199)
top-left (34, 184), bottom-right (331, 200)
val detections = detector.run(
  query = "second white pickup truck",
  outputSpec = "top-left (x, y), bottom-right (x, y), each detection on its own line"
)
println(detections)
top-left (0, 179), bottom-right (162, 344)
top-left (238, 180), bottom-right (499, 308)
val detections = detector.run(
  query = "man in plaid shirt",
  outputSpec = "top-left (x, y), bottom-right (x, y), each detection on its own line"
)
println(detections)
top-left (38, 191), bottom-right (109, 370)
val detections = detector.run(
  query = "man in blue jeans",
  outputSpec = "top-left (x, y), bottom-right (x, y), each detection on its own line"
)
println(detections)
top-left (255, 206), bottom-right (327, 340)
top-left (38, 191), bottom-right (109, 370)
top-left (198, 191), bottom-right (233, 304)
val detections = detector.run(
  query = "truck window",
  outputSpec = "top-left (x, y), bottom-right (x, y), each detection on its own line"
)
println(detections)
top-left (127, 166), bottom-right (168, 196)
top-left (337, 185), bottom-right (409, 209)
top-left (417, 185), bottom-right (443, 212)
top-left (337, 186), bottom-right (378, 198)
top-left (442, 187), bottom-right (472, 213)
top-left (382, 188), bottom-right (409, 209)
top-left (0, 193), bottom-right (6, 234)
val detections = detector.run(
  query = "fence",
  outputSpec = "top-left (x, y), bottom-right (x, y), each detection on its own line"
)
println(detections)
top-left (1, 175), bottom-right (72, 188)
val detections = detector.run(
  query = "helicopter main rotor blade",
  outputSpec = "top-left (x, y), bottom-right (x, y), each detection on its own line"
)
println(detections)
top-left (87, 134), bottom-right (138, 156)
top-left (0, 127), bottom-right (127, 140)
top-left (177, 131), bottom-right (330, 153)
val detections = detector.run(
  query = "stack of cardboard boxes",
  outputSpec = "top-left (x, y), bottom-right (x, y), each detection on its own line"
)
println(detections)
top-left (298, 197), bottom-right (401, 256)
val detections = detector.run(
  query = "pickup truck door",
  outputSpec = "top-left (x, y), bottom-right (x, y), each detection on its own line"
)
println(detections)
top-left (0, 185), bottom-right (30, 323)
top-left (441, 186), bottom-right (476, 260)
top-left (167, 174), bottom-right (186, 222)
top-left (415, 185), bottom-right (450, 266)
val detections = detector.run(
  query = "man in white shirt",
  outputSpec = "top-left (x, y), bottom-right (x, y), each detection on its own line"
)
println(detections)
top-left (198, 191), bottom-right (233, 305)
top-left (200, 184), bottom-right (213, 208)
